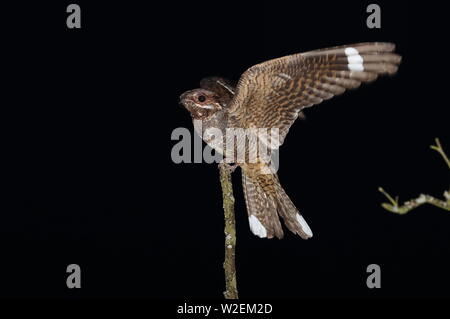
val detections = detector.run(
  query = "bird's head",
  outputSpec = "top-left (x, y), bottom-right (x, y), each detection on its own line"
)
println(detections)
top-left (179, 89), bottom-right (223, 120)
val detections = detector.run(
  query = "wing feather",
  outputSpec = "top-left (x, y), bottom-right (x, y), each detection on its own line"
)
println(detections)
top-left (228, 42), bottom-right (402, 147)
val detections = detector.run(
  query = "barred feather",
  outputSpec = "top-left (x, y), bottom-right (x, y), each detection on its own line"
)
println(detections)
top-left (228, 42), bottom-right (402, 146)
top-left (242, 167), bottom-right (312, 239)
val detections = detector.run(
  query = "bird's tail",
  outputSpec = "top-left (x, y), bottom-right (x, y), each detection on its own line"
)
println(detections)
top-left (241, 170), bottom-right (312, 239)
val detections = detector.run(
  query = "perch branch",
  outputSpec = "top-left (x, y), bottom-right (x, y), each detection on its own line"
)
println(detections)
top-left (218, 163), bottom-right (239, 299)
top-left (378, 188), bottom-right (450, 214)
top-left (379, 138), bottom-right (450, 214)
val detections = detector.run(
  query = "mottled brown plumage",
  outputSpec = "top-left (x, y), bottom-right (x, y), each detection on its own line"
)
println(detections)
top-left (180, 42), bottom-right (402, 239)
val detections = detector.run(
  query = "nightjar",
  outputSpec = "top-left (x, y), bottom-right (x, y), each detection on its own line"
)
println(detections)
top-left (180, 42), bottom-right (402, 239)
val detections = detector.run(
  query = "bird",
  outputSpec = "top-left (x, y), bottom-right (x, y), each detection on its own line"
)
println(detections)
top-left (180, 42), bottom-right (402, 239)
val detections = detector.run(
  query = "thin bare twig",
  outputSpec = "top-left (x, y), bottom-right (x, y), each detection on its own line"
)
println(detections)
top-left (218, 163), bottom-right (239, 299)
top-left (379, 138), bottom-right (450, 214)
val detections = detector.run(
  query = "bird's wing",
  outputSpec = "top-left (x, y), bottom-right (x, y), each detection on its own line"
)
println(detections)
top-left (227, 42), bottom-right (402, 148)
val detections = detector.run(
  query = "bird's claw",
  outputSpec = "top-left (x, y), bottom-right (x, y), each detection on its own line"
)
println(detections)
top-left (219, 161), bottom-right (238, 173)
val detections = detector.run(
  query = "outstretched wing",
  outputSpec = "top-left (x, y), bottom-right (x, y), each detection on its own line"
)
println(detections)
top-left (228, 42), bottom-right (402, 147)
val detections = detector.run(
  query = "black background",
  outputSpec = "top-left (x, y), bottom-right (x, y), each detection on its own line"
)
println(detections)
top-left (2, 1), bottom-right (449, 299)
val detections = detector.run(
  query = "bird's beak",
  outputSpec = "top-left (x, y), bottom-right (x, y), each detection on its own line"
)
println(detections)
top-left (179, 93), bottom-right (194, 114)
top-left (180, 90), bottom-right (191, 101)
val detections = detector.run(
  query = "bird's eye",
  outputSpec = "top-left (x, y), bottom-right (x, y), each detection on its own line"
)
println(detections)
top-left (198, 95), bottom-right (206, 102)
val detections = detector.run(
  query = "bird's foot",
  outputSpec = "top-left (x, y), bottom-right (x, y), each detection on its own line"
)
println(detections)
top-left (218, 161), bottom-right (238, 173)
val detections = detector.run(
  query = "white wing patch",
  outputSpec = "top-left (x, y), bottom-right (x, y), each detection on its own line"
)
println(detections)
top-left (345, 47), bottom-right (364, 72)
top-left (295, 213), bottom-right (313, 238)
top-left (249, 215), bottom-right (267, 238)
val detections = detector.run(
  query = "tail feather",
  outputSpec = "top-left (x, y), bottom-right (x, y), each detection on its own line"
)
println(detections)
top-left (242, 172), bottom-right (283, 239)
top-left (242, 170), bottom-right (312, 239)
